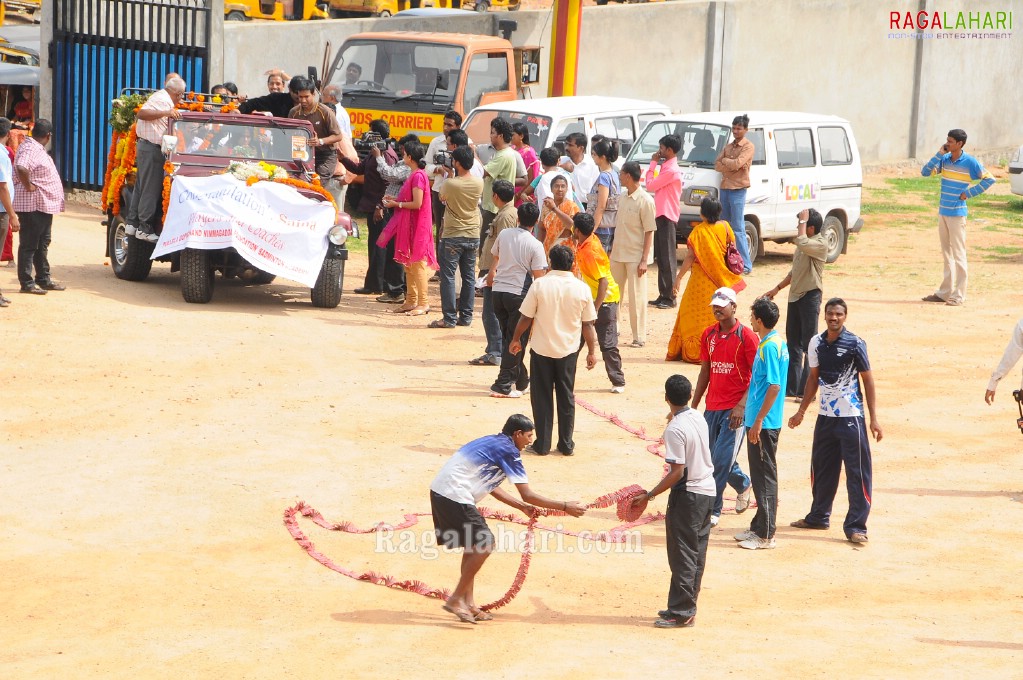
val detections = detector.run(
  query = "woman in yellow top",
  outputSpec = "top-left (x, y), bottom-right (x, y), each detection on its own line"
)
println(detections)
top-left (666, 197), bottom-right (746, 363)
top-left (539, 175), bottom-right (580, 276)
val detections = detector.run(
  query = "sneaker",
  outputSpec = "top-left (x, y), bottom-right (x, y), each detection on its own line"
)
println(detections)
top-left (734, 529), bottom-right (757, 542)
top-left (848, 532), bottom-right (869, 544)
top-left (123, 223), bottom-right (137, 236)
top-left (134, 229), bottom-right (152, 241)
top-left (735, 485), bottom-right (752, 514)
top-left (143, 232), bottom-right (159, 243)
top-left (376, 293), bottom-right (405, 304)
top-left (654, 615), bottom-right (695, 629)
top-left (738, 535), bottom-right (776, 550)
top-left (610, 385), bottom-right (625, 394)
top-left (489, 389), bottom-right (522, 399)
top-left (710, 515), bottom-right (719, 527)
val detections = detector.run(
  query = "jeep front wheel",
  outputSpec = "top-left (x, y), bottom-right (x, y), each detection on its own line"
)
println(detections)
top-left (310, 256), bottom-right (343, 308)
top-left (181, 248), bottom-right (215, 303)
top-left (109, 215), bottom-right (155, 281)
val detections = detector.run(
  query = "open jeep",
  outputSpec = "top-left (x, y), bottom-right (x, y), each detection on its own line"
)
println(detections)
top-left (103, 109), bottom-right (350, 307)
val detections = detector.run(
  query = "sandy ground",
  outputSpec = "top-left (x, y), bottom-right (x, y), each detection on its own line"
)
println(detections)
top-left (3, 170), bottom-right (1023, 679)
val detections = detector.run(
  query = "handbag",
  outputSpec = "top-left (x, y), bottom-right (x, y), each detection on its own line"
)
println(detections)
top-left (724, 238), bottom-right (744, 274)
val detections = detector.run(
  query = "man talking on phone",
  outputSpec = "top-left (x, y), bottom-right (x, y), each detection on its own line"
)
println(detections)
top-left (920, 129), bottom-right (994, 307)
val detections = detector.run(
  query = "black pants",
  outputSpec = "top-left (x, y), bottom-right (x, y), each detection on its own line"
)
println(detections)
top-left (664, 485), bottom-right (714, 619)
top-left (594, 302), bottom-right (625, 387)
top-left (529, 349), bottom-right (579, 454)
top-left (745, 427), bottom-right (780, 539)
top-left (364, 208), bottom-right (406, 296)
top-left (431, 189), bottom-right (445, 249)
top-left (17, 211), bottom-right (54, 288)
top-left (125, 137), bottom-right (164, 231)
top-left (490, 290), bottom-right (529, 394)
top-left (786, 289), bottom-right (821, 397)
top-left (654, 215), bottom-right (678, 303)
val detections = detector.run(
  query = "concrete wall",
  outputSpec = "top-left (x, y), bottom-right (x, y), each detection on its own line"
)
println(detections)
top-left (217, 0), bottom-right (1023, 162)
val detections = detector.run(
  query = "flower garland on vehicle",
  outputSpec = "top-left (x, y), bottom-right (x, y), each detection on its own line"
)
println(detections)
top-left (227, 161), bottom-right (338, 214)
top-left (105, 129), bottom-right (137, 216)
top-left (178, 92), bottom-right (240, 114)
top-left (162, 161), bottom-right (174, 225)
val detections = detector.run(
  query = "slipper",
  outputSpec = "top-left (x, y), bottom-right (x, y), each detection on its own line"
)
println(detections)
top-left (469, 608), bottom-right (493, 622)
top-left (406, 307), bottom-right (430, 316)
top-left (790, 518), bottom-right (828, 530)
top-left (392, 305), bottom-right (416, 314)
top-left (428, 319), bottom-right (454, 328)
top-left (442, 603), bottom-right (477, 624)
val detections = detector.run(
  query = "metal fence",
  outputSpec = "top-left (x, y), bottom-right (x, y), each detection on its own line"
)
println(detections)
top-left (52, 0), bottom-right (212, 190)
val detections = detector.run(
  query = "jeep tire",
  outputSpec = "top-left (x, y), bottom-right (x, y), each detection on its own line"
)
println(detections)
top-left (109, 214), bottom-right (155, 281)
top-left (181, 248), bottom-right (215, 303)
top-left (310, 256), bottom-right (343, 308)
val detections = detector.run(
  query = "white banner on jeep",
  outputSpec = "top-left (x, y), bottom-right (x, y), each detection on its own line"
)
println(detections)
top-left (152, 174), bottom-right (335, 288)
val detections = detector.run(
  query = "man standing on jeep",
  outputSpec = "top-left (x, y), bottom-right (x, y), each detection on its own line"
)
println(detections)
top-left (124, 75), bottom-right (185, 243)
top-left (288, 76), bottom-right (343, 180)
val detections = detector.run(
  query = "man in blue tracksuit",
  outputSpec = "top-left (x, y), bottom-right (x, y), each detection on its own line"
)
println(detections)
top-left (787, 298), bottom-right (883, 544)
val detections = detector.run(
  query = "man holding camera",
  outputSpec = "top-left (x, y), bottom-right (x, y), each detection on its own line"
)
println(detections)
top-left (425, 111), bottom-right (463, 245)
top-left (344, 119), bottom-right (401, 299)
top-left (430, 146), bottom-right (484, 329)
top-left (763, 208), bottom-right (827, 399)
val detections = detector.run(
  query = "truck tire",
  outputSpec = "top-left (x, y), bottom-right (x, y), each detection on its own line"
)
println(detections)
top-left (109, 215), bottom-right (155, 281)
top-left (744, 219), bottom-right (760, 265)
top-left (821, 215), bottom-right (846, 263)
top-left (181, 248), bottom-right (215, 303)
top-left (311, 256), bottom-right (343, 308)
top-left (474, 0), bottom-right (489, 11)
top-left (226, 10), bottom-right (248, 20)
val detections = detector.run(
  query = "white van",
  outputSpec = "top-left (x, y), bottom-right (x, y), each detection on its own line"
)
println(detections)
top-left (625, 111), bottom-right (864, 263)
top-left (463, 95), bottom-right (671, 162)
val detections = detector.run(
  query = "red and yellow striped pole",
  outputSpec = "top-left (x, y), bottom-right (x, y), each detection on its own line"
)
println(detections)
top-left (548, 0), bottom-right (582, 97)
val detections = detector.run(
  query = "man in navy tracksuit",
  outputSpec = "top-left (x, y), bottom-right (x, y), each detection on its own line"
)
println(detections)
top-left (787, 298), bottom-right (883, 544)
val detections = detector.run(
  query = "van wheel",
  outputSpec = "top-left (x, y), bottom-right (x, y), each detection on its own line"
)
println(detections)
top-left (226, 10), bottom-right (248, 20)
top-left (181, 248), bottom-right (215, 303)
top-left (375, 8), bottom-right (391, 16)
top-left (744, 219), bottom-right (760, 265)
top-left (821, 216), bottom-right (846, 263)
top-left (474, 0), bottom-right (490, 11)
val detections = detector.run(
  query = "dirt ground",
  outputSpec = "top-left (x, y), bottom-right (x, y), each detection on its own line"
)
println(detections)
top-left (3, 168), bottom-right (1022, 679)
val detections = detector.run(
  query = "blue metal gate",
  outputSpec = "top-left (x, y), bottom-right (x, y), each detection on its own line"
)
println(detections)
top-left (52, 0), bottom-right (212, 190)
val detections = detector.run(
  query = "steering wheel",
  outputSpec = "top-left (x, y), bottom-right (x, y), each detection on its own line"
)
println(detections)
top-left (353, 79), bottom-right (391, 93)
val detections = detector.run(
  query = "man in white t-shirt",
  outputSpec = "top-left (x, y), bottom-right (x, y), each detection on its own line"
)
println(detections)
top-left (0, 117), bottom-right (18, 306)
top-left (632, 374), bottom-right (715, 629)
top-left (487, 202), bottom-right (547, 398)
top-left (431, 414), bottom-right (586, 624)
top-left (508, 244), bottom-right (598, 456)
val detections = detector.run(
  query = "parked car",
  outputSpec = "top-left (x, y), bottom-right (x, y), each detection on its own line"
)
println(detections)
top-left (1010, 144), bottom-right (1023, 196)
top-left (463, 95), bottom-right (670, 163)
top-left (624, 111), bottom-right (864, 263)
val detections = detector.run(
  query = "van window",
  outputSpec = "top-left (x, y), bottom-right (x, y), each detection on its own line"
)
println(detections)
top-left (462, 52), bottom-right (509, 112)
top-left (595, 116), bottom-right (636, 155)
top-left (775, 128), bottom-right (815, 168)
top-left (747, 128), bottom-right (766, 166)
top-left (675, 123), bottom-right (729, 168)
top-left (638, 112), bottom-right (664, 130)
top-left (551, 117), bottom-right (585, 152)
top-left (818, 126), bottom-right (853, 166)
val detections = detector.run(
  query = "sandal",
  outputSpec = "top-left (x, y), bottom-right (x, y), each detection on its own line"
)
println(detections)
top-left (392, 305), bottom-right (416, 314)
top-left (428, 319), bottom-right (454, 328)
top-left (406, 306), bottom-right (430, 316)
top-left (469, 607), bottom-right (493, 621)
top-left (442, 603), bottom-right (477, 624)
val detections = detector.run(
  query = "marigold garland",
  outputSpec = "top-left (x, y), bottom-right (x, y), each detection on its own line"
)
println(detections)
top-left (99, 131), bottom-right (123, 207)
top-left (162, 161), bottom-right (174, 225)
top-left (107, 129), bottom-right (138, 216)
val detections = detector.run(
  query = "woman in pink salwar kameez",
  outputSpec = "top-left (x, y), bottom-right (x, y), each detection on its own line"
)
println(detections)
top-left (379, 140), bottom-right (438, 315)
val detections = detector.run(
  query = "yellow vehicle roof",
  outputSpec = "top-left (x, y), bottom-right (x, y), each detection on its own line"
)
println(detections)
top-left (347, 31), bottom-right (511, 50)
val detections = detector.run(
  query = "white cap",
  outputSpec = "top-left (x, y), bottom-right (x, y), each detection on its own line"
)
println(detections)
top-left (709, 287), bottom-right (737, 307)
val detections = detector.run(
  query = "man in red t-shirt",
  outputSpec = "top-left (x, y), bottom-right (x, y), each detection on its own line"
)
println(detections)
top-left (692, 287), bottom-right (756, 525)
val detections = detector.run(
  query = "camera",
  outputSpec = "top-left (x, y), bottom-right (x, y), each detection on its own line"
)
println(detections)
top-left (355, 131), bottom-right (391, 153)
top-left (434, 150), bottom-right (453, 169)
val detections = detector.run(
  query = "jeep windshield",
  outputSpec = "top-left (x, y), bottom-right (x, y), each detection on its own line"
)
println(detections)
top-left (330, 39), bottom-right (464, 107)
top-left (171, 121), bottom-right (311, 164)
top-left (464, 110), bottom-right (553, 154)
top-left (632, 120), bottom-right (733, 169)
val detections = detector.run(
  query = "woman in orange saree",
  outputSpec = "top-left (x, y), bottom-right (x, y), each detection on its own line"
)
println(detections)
top-left (539, 174), bottom-right (580, 276)
top-left (666, 198), bottom-right (746, 363)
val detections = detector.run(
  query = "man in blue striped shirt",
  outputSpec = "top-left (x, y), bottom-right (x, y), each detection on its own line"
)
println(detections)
top-left (920, 129), bottom-right (995, 307)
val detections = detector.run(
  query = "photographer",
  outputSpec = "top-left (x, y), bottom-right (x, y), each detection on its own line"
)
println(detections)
top-left (985, 318), bottom-right (1023, 407)
top-left (344, 119), bottom-right (403, 301)
top-left (425, 111), bottom-right (463, 246)
top-left (430, 146), bottom-right (484, 329)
